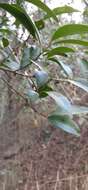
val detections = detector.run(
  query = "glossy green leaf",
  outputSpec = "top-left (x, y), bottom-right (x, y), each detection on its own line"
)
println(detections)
top-left (21, 46), bottom-right (41, 69)
top-left (48, 92), bottom-right (71, 113)
top-left (80, 59), bottom-right (88, 77)
top-left (34, 70), bottom-right (48, 87)
top-left (3, 59), bottom-right (20, 71)
top-left (81, 59), bottom-right (88, 70)
top-left (29, 46), bottom-right (41, 61)
top-left (52, 24), bottom-right (88, 41)
top-left (26, 90), bottom-right (39, 102)
top-left (35, 19), bottom-right (45, 30)
top-left (52, 105), bottom-right (88, 116)
top-left (16, 0), bottom-right (24, 6)
top-left (54, 39), bottom-right (88, 46)
top-left (49, 57), bottom-right (73, 77)
top-left (21, 47), bottom-right (31, 69)
top-left (48, 115), bottom-right (80, 136)
top-left (44, 5), bottom-right (79, 19)
top-left (48, 91), bottom-right (88, 116)
top-left (2, 37), bottom-right (9, 47)
top-left (25, 0), bottom-right (57, 21)
top-left (38, 84), bottom-right (53, 98)
top-left (0, 3), bottom-right (40, 40)
top-left (47, 47), bottom-right (74, 58)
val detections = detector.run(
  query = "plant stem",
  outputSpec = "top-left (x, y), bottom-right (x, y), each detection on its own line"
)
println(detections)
top-left (0, 67), bottom-right (30, 77)
top-left (30, 59), bottom-right (42, 70)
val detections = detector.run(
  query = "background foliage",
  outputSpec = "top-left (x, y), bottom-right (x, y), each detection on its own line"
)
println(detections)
top-left (0, 0), bottom-right (88, 136)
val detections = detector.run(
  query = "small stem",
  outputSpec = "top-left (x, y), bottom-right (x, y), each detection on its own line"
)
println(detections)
top-left (30, 102), bottom-right (47, 118)
top-left (30, 59), bottom-right (42, 70)
top-left (47, 38), bottom-right (52, 49)
top-left (0, 67), bottom-right (38, 91)
top-left (0, 67), bottom-right (32, 78)
top-left (52, 77), bottom-right (70, 83)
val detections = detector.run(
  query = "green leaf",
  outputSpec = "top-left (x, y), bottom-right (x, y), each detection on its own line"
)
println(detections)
top-left (54, 39), bottom-right (88, 46)
top-left (84, 51), bottom-right (88, 54)
top-left (38, 84), bottom-right (53, 92)
top-left (80, 59), bottom-right (88, 77)
top-left (49, 57), bottom-right (73, 77)
top-left (48, 115), bottom-right (80, 136)
top-left (35, 19), bottom-right (45, 30)
top-left (48, 92), bottom-right (71, 113)
top-left (83, 7), bottom-right (88, 16)
top-left (21, 46), bottom-right (41, 69)
top-left (71, 105), bottom-right (88, 115)
top-left (3, 59), bottom-right (20, 71)
top-left (68, 79), bottom-right (88, 92)
top-left (52, 24), bottom-right (88, 41)
top-left (0, 3), bottom-right (40, 40)
top-left (81, 59), bottom-right (88, 70)
top-left (21, 47), bottom-right (31, 69)
top-left (2, 37), bottom-right (9, 47)
top-left (34, 70), bottom-right (48, 87)
top-left (52, 105), bottom-right (88, 116)
top-left (53, 5), bottom-right (79, 15)
top-left (25, 0), bottom-right (57, 21)
top-left (26, 90), bottom-right (39, 102)
top-left (38, 91), bottom-right (48, 98)
top-left (47, 47), bottom-right (74, 58)
top-left (38, 84), bottom-right (53, 98)
top-left (44, 5), bottom-right (79, 20)
top-left (16, 0), bottom-right (24, 6)
top-left (29, 46), bottom-right (41, 61)
top-left (48, 91), bottom-right (88, 116)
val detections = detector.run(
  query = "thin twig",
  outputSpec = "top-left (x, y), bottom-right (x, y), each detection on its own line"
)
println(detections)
top-left (31, 59), bottom-right (42, 70)
top-left (1, 77), bottom-right (26, 102)
top-left (24, 162), bottom-right (33, 190)
top-left (35, 172), bottom-right (40, 190)
top-left (30, 102), bottom-right (47, 118)
top-left (36, 174), bottom-right (88, 189)
top-left (0, 67), bottom-right (38, 90)
top-left (54, 170), bottom-right (60, 190)
top-left (0, 67), bottom-right (32, 78)
top-left (69, 175), bottom-right (73, 190)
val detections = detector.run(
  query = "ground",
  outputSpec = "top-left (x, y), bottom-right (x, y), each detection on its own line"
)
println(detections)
top-left (0, 110), bottom-right (88, 190)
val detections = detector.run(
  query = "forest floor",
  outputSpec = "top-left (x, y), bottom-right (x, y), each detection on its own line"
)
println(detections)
top-left (0, 118), bottom-right (88, 190)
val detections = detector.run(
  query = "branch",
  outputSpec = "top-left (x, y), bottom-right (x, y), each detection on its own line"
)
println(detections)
top-left (0, 67), bottom-right (31, 78)
top-left (84, 0), bottom-right (88, 6)
top-left (1, 77), bottom-right (27, 102)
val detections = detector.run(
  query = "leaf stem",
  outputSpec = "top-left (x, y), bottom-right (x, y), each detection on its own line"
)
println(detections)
top-left (30, 59), bottom-right (42, 70)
